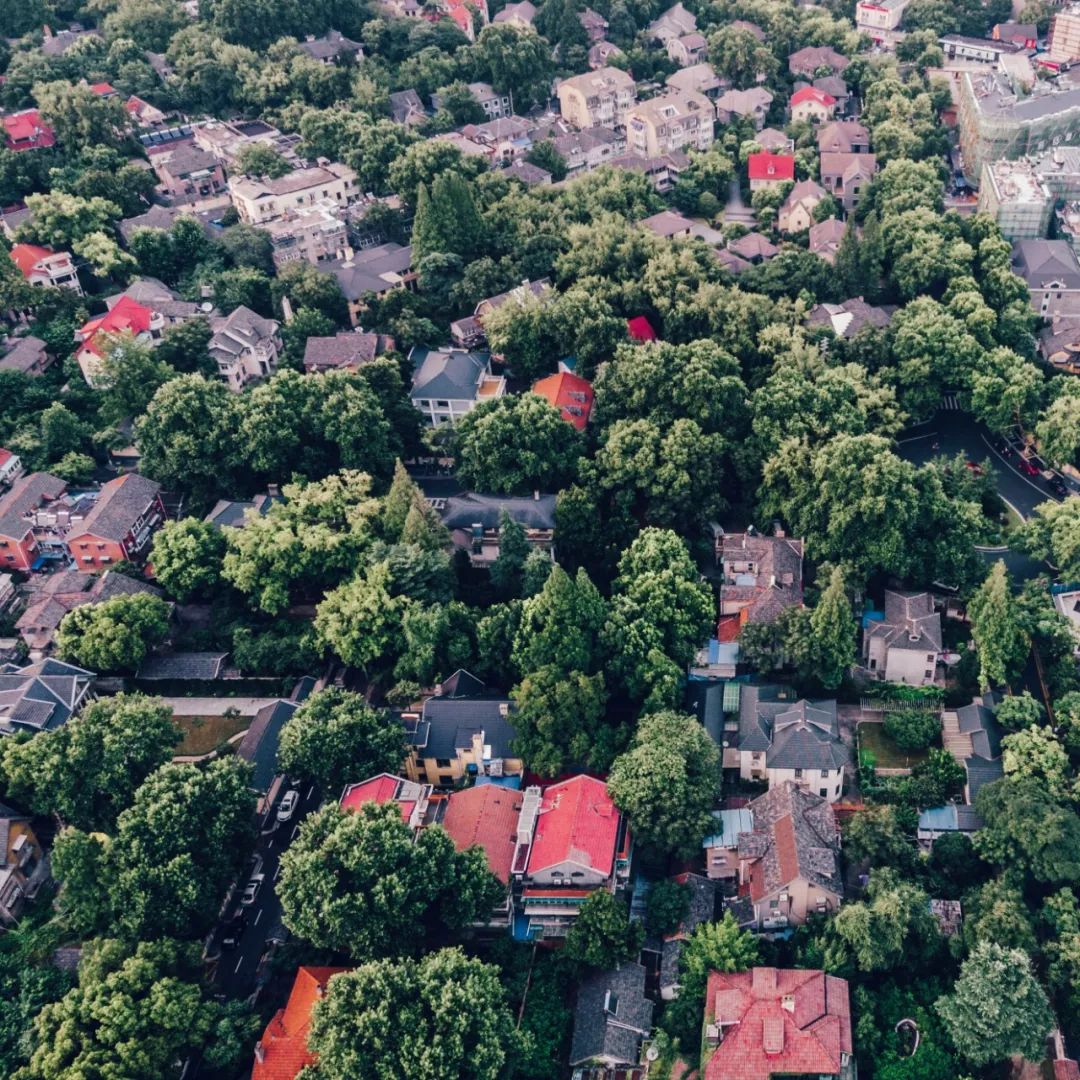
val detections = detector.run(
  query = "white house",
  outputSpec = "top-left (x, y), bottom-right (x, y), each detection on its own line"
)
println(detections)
top-left (863, 590), bottom-right (942, 686)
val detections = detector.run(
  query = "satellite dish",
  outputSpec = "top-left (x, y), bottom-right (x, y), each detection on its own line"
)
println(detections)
top-left (645, 1046), bottom-right (660, 1062)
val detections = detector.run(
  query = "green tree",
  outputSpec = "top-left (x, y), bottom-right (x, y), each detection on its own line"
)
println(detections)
top-left (827, 869), bottom-right (940, 974)
top-left (564, 890), bottom-right (644, 970)
top-left (56, 593), bottom-right (171, 673)
top-left (645, 879), bottom-right (691, 936)
top-left (968, 560), bottom-right (1029, 688)
top-left (883, 709), bottom-right (940, 752)
top-left (49, 452), bottom-right (96, 485)
top-left (662, 913), bottom-right (760, 1048)
top-left (20, 191), bottom-right (122, 251)
top-left (0, 694), bottom-right (178, 832)
top-left (707, 25), bottom-right (778, 87)
top-left (607, 711), bottom-right (720, 859)
top-left (148, 518), bottom-right (228, 602)
top-left (490, 512), bottom-right (531, 598)
top-left (454, 394), bottom-right (583, 496)
top-left (18, 938), bottom-right (256, 1080)
top-left (936, 942), bottom-right (1053, 1067)
top-left (1035, 380), bottom-right (1080, 467)
top-left (234, 142), bottom-right (292, 178)
top-left (995, 691), bottom-right (1045, 730)
top-left (843, 804), bottom-right (917, 871)
top-left (277, 802), bottom-right (501, 957)
top-left (603, 529), bottom-right (714, 707)
top-left (103, 0), bottom-right (189, 50)
top-left (33, 80), bottom-right (131, 150)
top-left (525, 139), bottom-right (567, 181)
top-left (513, 564), bottom-right (607, 676)
top-left (1002, 725), bottom-right (1072, 798)
top-left (394, 600), bottom-right (476, 686)
top-left (96, 332), bottom-right (176, 423)
top-left (278, 688), bottom-right (406, 794)
top-left (409, 171), bottom-right (485, 261)
top-left (975, 777), bottom-right (1080, 884)
top-left (961, 877), bottom-right (1037, 954)
top-left (315, 563), bottom-right (408, 673)
top-left (808, 566), bottom-right (857, 689)
top-left (474, 24), bottom-right (554, 109)
top-left (1018, 498), bottom-right (1080, 582)
top-left (305, 949), bottom-right (519, 1080)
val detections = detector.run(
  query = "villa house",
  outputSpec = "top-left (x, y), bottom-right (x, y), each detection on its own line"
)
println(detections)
top-left (863, 590), bottom-right (943, 686)
top-left (716, 529), bottom-right (804, 638)
top-left (409, 347), bottom-right (506, 425)
top-left (65, 473), bottom-right (164, 571)
top-left (9, 243), bottom-right (82, 294)
top-left (0, 803), bottom-right (48, 925)
top-left (438, 493), bottom-right (556, 565)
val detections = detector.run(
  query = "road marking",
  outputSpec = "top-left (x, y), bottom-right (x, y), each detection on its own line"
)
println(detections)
top-left (941, 394), bottom-right (960, 410)
top-left (306, 785), bottom-right (314, 800)
top-left (266, 837), bottom-right (274, 850)
top-left (979, 432), bottom-right (1061, 505)
top-left (234, 956), bottom-right (244, 973)
top-left (997, 495), bottom-right (1027, 524)
top-left (253, 908), bottom-right (262, 927)
top-left (896, 432), bottom-right (937, 444)
top-left (274, 863), bottom-right (282, 882)
top-left (291, 823), bottom-right (299, 840)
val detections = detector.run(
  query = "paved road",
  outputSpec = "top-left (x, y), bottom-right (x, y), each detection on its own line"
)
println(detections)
top-left (209, 780), bottom-right (322, 1001)
top-left (723, 177), bottom-right (755, 226)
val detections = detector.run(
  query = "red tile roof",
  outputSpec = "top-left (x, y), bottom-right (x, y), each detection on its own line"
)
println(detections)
top-left (0, 448), bottom-right (13, 468)
top-left (89, 82), bottom-right (115, 96)
top-left (531, 371), bottom-right (594, 430)
top-left (8, 243), bottom-right (54, 279)
top-left (3, 110), bottom-right (55, 150)
top-left (442, 783), bottom-right (524, 883)
top-left (526, 774), bottom-right (620, 878)
top-left (627, 315), bottom-right (657, 341)
top-left (790, 86), bottom-right (836, 108)
top-left (704, 968), bottom-right (852, 1080)
top-left (339, 773), bottom-right (415, 823)
top-left (251, 966), bottom-right (349, 1080)
top-left (747, 152), bottom-right (795, 182)
top-left (77, 295), bottom-right (154, 358)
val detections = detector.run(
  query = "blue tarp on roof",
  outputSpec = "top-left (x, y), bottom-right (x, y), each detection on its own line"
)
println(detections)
top-left (862, 609), bottom-right (884, 628)
top-left (918, 805), bottom-right (959, 831)
top-left (474, 774), bottom-right (522, 789)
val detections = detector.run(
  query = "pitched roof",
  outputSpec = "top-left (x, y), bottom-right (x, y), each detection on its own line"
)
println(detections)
top-left (790, 86), bottom-right (836, 108)
top-left (737, 685), bottom-right (848, 772)
top-left (327, 243), bottom-right (414, 300)
top-left (0, 335), bottom-right (48, 374)
top-left (68, 473), bottom-right (160, 543)
top-left (302, 332), bottom-right (390, 373)
top-left (0, 472), bottom-right (66, 541)
top-left (570, 962), bottom-right (654, 1066)
top-left (251, 966), bottom-right (349, 1080)
top-left (2, 109), bottom-right (55, 147)
top-left (742, 782), bottom-right (842, 902)
top-left (339, 773), bottom-right (425, 822)
top-left (209, 305), bottom-right (279, 362)
top-left (0, 658), bottom-right (94, 736)
top-left (411, 695), bottom-right (517, 761)
top-left (788, 45), bottom-right (850, 74)
top-left (819, 152), bottom-right (877, 183)
top-left (719, 531), bottom-right (804, 624)
top-left (440, 492), bottom-right (556, 531)
top-left (816, 119), bottom-right (870, 154)
top-left (136, 652), bottom-right (225, 680)
top-left (531, 371), bottom-right (594, 430)
top-left (729, 232), bottom-right (779, 260)
top-left (809, 217), bottom-right (847, 260)
top-left (865, 590), bottom-right (943, 652)
top-left (627, 315), bottom-right (657, 341)
top-left (704, 967), bottom-right (852, 1080)
top-left (410, 346), bottom-right (488, 399)
top-left (1013, 238), bottom-right (1080, 290)
top-left (526, 774), bottom-right (620, 876)
top-left (442, 783), bottom-right (524, 882)
top-left (9, 243), bottom-right (58, 278)
top-left (238, 699), bottom-right (298, 792)
top-left (77, 295), bottom-right (154, 358)
top-left (805, 298), bottom-right (893, 338)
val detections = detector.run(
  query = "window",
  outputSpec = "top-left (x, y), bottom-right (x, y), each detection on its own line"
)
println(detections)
top-left (80, 544), bottom-right (89, 551)
top-left (819, 788), bottom-right (828, 797)
top-left (435, 758), bottom-right (451, 768)
top-left (926, 654), bottom-right (934, 663)
top-left (794, 768), bottom-right (803, 779)
top-left (820, 769), bottom-right (829, 779)
top-left (924, 670), bottom-right (933, 679)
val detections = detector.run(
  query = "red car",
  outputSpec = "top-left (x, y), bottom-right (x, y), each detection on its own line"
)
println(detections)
top-left (965, 460), bottom-right (984, 476)
top-left (1019, 459), bottom-right (1040, 476)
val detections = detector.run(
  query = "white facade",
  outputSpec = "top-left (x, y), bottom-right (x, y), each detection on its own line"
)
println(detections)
top-left (228, 161), bottom-right (359, 226)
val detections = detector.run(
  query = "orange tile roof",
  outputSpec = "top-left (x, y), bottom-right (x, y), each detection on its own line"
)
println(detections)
top-left (339, 773), bottom-right (414, 823)
top-left (442, 784), bottom-right (523, 883)
top-left (531, 371), bottom-right (594, 431)
top-left (526, 774), bottom-right (620, 878)
top-left (9, 243), bottom-right (54, 278)
top-left (252, 966), bottom-right (349, 1080)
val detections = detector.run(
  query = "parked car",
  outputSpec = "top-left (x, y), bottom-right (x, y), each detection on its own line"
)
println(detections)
top-left (1049, 475), bottom-right (1069, 498)
top-left (221, 912), bottom-right (247, 950)
top-left (277, 789), bottom-right (299, 822)
top-left (1019, 459), bottom-right (1040, 476)
top-left (241, 876), bottom-right (263, 906)
top-left (965, 460), bottom-right (984, 475)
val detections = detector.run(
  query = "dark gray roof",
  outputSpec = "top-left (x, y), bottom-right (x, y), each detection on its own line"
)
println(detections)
top-left (389, 90), bottom-right (425, 125)
top-left (718, 532), bottom-right (804, 623)
top-left (303, 332), bottom-right (386, 372)
top-left (805, 298), bottom-right (893, 338)
top-left (409, 347), bottom-right (488, 400)
top-left (204, 494), bottom-right (278, 528)
top-left (297, 30), bottom-right (362, 61)
top-left (737, 685), bottom-right (848, 770)
top-left (0, 472), bottom-right (66, 540)
top-left (137, 652), bottom-right (226, 680)
top-left (744, 781), bottom-right (843, 899)
top-left (414, 697), bottom-right (517, 759)
top-left (209, 306), bottom-right (278, 361)
top-left (72, 474), bottom-right (160, 542)
top-left (327, 243), bottom-right (413, 300)
top-left (659, 874), bottom-right (718, 992)
top-left (440, 493), bottom-right (557, 531)
top-left (1012, 239), bottom-right (1080, 291)
top-left (0, 659), bottom-right (94, 735)
top-left (238, 699), bottom-right (298, 791)
top-left (159, 145), bottom-right (218, 178)
top-left (865, 590), bottom-right (943, 652)
top-left (569, 962), bottom-right (654, 1067)
top-left (687, 681), bottom-right (724, 745)
top-left (438, 669), bottom-right (489, 699)
top-left (957, 694), bottom-right (1003, 759)
top-left (0, 335), bottom-right (47, 374)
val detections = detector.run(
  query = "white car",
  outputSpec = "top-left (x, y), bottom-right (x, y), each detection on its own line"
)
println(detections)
top-left (277, 790), bottom-right (300, 822)
top-left (240, 877), bottom-right (263, 906)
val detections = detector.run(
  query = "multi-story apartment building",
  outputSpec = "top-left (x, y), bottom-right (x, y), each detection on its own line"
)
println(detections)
top-left (855, 0), bottom-right (909, 41)
top-left (978, 158), bottom-right (1054, 238)
top-left (228, 160), bottom-right (359, 225)
top-left (262, 201), bottom-right (349, 268)
top-left (958, 72), bottom-right (1080, 183)
top-left (625, 88), bottom-right (714, 156)
top-left (8, 244), bottom-right (82, 295)
top-left (1049, 4), bottom-right (1080, 63)
top-left (152, 145), bottom-right (227, 202)
top-left (557, 67), bottom-right (637, 130)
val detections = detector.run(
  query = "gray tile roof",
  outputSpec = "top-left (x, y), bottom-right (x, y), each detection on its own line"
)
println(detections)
top-left (297, 30), bottom-right (362, 61)
top-left (0, 659), bottom-right (94, 735)
top-left (72, 473), bottom-right (161, 542)
top-left (302, 332), bottom-right (389, 372)
top-left (659, 874), bottom-right (718, 992)
top-left (204, 494), bottom-right (278, 528)
top-left (136, 652), bottom-right (226, 680)
top-left (865, 590), bottom-right (943, 652)
top-left (0, 472), bottom-right (66, 541)
top-left (719, 532), bottom-right (804, 623)
top-left (737, 685), bottom-right (848, 770)
top-left (805, 298), bottom-right (893, 338)
top-left (327, 243), bottom-right (414, 300)
top-left (440, 493), bottom-right (557, 531)
top-left (570, 962), bottom-right (653, 1067)
top-left (413, 696), bottom-right (517, 759)
top-left (238, 699), bottom-right (298, 791)
top-left (744, 781), bottom-right (843, 900)
top-left (0, 335), bottom-right (47, 374)
top-left (1013, 238), bottom-right (1080, 291)
top-left (209, 306), bottom-right (279, 361)
top-left (410, 347), bottom-right (489, 401)
top-left (389, 89), bottom-right (425, 125)
top-left (504, 160), bottom-right (551, 186)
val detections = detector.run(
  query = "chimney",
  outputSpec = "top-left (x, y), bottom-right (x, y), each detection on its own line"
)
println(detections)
top-left (254, 1043), bottom-right (265, 1063)
top-left (280, 295), bottom-right (295, 323)
top-left (267, 483), bottom-right (281, 497)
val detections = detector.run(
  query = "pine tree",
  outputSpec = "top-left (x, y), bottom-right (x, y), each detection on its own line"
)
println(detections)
top-left (401, 498), bottom-right (451, 551)
top-left (383, 459), bottom-right (421, 539)
top-left (432, 172), bottom-right (484, 260)
top-left (410, 182), bottom-right (442, 263)
top-left (809, 565), bottom-right (856, 690)
top-left (833, 218), bottom-right (860, 297)
top-left (968, 560), bottom-right (1030, 689)
top-left (858, 210), bottom-right (885, 302)
top-left (490, 512), bottom-right (530, 597)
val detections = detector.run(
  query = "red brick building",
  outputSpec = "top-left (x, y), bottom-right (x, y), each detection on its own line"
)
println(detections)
top-left (65, 474), bottom-right (164, 570)
top-left (0, 473), bottom-right (67, 571)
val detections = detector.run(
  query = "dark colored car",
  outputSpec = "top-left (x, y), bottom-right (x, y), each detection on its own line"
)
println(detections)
top-left (221, 913), bottom-right (247, 950)
top-left (1049, 476), bottom-right (1069, 498)
top-left (993, 437), bottom-right (1011, 455)
top-left (965, 460), bottom-right (984, 476)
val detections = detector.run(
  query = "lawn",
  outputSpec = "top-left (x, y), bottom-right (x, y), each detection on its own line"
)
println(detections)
top-left (857, 721), bottom-right (930, 771)
top-left (172, 713), bottom-right (250, 756)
